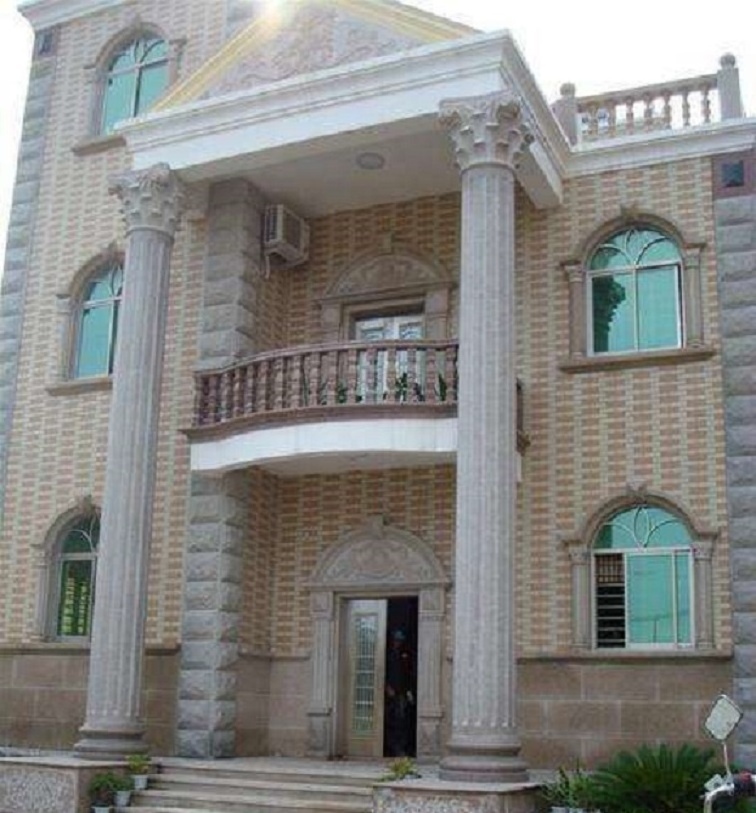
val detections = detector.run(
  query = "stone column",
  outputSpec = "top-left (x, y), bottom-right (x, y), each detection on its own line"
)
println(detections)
top-left (438, 91), bottom-right (531, 783)
top-left (75, 164), bottom-right (183, 758)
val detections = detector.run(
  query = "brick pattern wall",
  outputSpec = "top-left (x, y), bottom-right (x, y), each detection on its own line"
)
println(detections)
top-left (0, 0), bottom-right (224, 646)
top-left (516, 159), bottom-right (730, 654)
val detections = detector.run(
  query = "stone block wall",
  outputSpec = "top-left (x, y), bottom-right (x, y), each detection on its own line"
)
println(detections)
top-left (0, 649), bottom-right (178, 753)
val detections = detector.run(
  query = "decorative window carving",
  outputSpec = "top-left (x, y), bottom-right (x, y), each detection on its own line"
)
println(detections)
top-left (564, 489), bottom-right (716, 652)
top-left (561, 215), bottom-right (708, 372)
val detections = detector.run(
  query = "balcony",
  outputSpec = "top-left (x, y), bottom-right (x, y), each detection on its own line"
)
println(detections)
top-left (187, 339), bottom-right (526, 476)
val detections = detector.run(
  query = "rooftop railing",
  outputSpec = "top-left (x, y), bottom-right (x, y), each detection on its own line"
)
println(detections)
top-left (552, 54), bottom-right (744, 144)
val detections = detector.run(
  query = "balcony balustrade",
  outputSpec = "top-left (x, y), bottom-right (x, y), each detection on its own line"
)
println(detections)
top-left (192, 339), bottom-right (527, 447)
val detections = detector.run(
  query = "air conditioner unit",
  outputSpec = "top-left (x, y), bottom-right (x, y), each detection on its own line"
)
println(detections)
top-left (263, 204), bottom-right (310, 268)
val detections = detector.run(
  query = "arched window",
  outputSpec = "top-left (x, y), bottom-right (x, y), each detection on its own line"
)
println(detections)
top-left (594, 504), bottom-right (693, 649)
top-left (588, 226), bottom-right (683, 355)
top-left (53, 514), bottom-right (100, 639)
top-left (74, 261), bottom-right (123, 378)
top-left (101, 34), bottom-right (168, 133)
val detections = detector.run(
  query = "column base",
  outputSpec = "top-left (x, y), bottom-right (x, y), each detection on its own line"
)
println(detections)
top-left (74, 723), bottom-right (148, 760)
top-left (440, 740), bottom-right (529, 783)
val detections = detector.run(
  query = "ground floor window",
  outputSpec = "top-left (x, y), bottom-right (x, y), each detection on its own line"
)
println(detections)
top-left (594, 504), bottom-right (692, 649)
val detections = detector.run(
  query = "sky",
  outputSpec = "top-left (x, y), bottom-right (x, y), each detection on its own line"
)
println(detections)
top-left (0, 0), bottom-right (755, 272)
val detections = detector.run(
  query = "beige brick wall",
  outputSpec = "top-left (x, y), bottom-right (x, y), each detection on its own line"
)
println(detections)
top-left (0, 0), bottom-right (224, 645)
top-left (0, 0), bottom-right (734, 760)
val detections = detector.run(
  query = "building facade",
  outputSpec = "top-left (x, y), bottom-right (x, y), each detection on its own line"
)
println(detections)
top-left (0, 0), bottom-right (755, 781)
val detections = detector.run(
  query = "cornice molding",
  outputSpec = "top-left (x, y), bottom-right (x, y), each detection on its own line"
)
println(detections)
top-left (19, 0), bottom-right (131, 30)
top-left (569, 118), bottom-right (756, 177)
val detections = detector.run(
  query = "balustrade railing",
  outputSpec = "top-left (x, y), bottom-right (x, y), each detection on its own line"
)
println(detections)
top-left (194, 340), bottom-right (460, 428)
top-left (552, 55), bottom-right (744, 144)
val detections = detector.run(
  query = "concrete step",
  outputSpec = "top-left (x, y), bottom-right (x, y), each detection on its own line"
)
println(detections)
top-left (131, 789), bottom-right (370, 811)
top-left (148, 775), bottom-right (371, 804)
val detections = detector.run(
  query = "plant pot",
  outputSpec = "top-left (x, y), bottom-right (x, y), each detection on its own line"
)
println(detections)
top-left (114, 789), bottom-right (132, 806)
top-left (131, 774), bottom-right (148, 791)
top-left (92, 806), bottom-right (112, 813)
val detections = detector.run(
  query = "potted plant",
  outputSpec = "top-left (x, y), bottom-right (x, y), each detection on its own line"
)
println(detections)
top-left (112, 773), bottom-right (133, 807)
top-left (541, 766), bottom-right (597, 813)
top-left (126, 754), bottom-right (151, 791)
top-left (88, 771), bottom-right (118, 813)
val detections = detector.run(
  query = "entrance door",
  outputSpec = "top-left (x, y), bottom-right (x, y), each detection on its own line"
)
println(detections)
top-left (339, 597), bottom-right (418, 758)
top-left (341, 599), bottom-right (387, 757)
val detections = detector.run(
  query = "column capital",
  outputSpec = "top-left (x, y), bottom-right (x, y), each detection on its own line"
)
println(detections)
top-left (439, 91), bottom-right (533, 173)
top-left (109, 163), bottom-right (184, 236)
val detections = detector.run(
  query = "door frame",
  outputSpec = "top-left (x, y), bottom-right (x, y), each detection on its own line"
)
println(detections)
top-left (307, 516), bottom-right (449, 760)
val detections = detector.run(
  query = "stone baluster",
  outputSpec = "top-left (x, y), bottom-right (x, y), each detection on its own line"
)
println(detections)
top-left (552, 83), bottom-right (578, 145)
top-left (438, 91), bottom-right (532, 783)
top-left (75, 164), bottom-right (183, 758)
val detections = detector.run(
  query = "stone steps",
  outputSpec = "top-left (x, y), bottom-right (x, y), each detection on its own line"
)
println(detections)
top-left (128, 759), bottom-right (379, 813)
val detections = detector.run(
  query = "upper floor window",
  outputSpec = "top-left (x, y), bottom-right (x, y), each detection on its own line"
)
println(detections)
top-left (74, 261), bottom-right (123, 378)
top-left (101, 35), bottom-right (168, 133)
top-left (54, 514), bottom-right (100, 639)
top-left (588, 227), bottom-right (683, 355)
top-left (594, 504), bottom-right (692, 649)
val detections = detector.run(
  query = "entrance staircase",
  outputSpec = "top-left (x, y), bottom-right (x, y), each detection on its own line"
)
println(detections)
top-left (126, 757), bottom-right (383, 813)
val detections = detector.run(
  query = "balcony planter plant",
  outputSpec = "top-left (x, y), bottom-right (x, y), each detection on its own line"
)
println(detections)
top-left (126, 754), bottom-right (151, 791)
top-left (113, 773), bottom-right (133, 807)
top-left (88, 771), bottom-right (118, 813)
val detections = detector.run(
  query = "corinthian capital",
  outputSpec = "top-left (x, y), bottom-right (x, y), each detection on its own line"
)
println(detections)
top-left (109, 163), bottom-right (184, 237)
top-left (439, 91), bottom-right (533, 173)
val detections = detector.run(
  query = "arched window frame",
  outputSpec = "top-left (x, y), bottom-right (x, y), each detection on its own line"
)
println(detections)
top-left (33, 498), bottom-right (100, 642)
top-left (560, 213), bottom-right (710, 371)
top-left (55, 246), bottom-right (125, 385)
top-left (82, 20), bottom-right (183, 142)
top-left (563, 488), bottom-right (717, 653)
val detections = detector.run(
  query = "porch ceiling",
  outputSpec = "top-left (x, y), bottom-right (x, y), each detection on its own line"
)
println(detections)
top-left (118, 31), bottom-right (567, 215)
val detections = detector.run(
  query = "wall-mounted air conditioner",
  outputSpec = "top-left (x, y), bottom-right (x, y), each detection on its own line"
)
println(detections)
top-left (263, 204), bottom-right (310, 269)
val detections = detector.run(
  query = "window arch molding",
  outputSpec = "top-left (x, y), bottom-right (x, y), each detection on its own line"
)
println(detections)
top-left (54, 244), bottom-right (124, 387)
top-left (83, 18), bottom-right (183, 140)
top-left (319, 240), bottom-right (456, 342)
top-left (563, 486), bottom-right (718, 652)
top-left (32, 496), bottom-right (101, 642)
top-left (560, 211), bottom-right (709, 370)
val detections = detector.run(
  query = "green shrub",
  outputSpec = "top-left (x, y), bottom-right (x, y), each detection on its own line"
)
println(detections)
top-left (589, 743), bottom-right (715, 813)
top-left (541, 765), bottom-right (597, 810)
top-left (88, 771), bottom-right (119, 805)
top-left (126, 753), bottom-right (151, 775)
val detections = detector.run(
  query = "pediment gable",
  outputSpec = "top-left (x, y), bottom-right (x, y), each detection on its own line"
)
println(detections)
top-left (156, 0), bottom-right (476, 111)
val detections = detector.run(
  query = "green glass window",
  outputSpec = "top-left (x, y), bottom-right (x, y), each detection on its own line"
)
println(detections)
top-left (589, 227), bottom-right (682, 354)
top-left (101, 36), bottom-right (168, 133)
top-left (56, 515), bottom-right (99, 638)
top-left (75, 263), bottom-right (123, 378)
top-left (594, 504), bottom-right (693, 649)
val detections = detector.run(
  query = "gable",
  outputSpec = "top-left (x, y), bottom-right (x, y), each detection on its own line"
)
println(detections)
top-left (156, 0), bottom-right (477, 111)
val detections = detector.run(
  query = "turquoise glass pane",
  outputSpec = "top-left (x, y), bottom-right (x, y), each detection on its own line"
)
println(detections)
top-left (592, 273), bottom-right (634, 353)
top-left (85, 266), bottom-right (121, 302)
top-left (638, 235), bottom-right (680, 264)
top-left (102, 70), bottom-right (136, 132)
top-left (595, 517), bottom-right (637, 550)
top-left (676, 552), bottom-right (692, 644)
top-left (589, 245), bottom-right (626, 271)
top-left (57, 559), bottom-right (94, 637)
top-left (142, 37), bottom-right (167, 61)
top-left (637, 266), bottom-right (680, 349)
top-left (135, 62), bottom-right (168, 115)
top-left (76, 305), bottom-right (113, 378)
top-left (646, 511), bottom-right (691, 548)
top-left (627, 555), bottom-right (674, 644)
top-left (108, 44), bottom-right (135, 72)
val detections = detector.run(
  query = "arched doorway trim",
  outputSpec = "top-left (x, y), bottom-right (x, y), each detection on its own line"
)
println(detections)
top-left (307, 516), bottom-right (450, 759)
